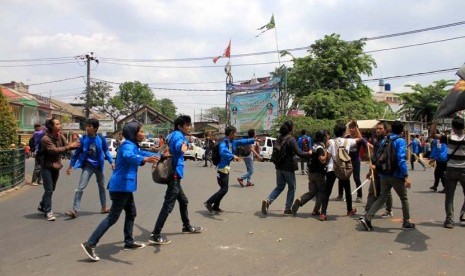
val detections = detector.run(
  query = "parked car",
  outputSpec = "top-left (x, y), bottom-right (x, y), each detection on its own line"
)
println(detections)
top-left (259, 137), bottom-right (276, 161)
top-left (184, 136), bottom-right (205, 161)
top-left (106, 138), bottom-right (117, 159)
top-left (140, 141), bottom-right (156, 149)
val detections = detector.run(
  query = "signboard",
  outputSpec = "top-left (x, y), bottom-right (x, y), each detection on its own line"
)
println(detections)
top-left (99, 120), bottom-right (115, 132)
top-left (62, 123), bottom-right (80, 130)
top-left (228, 78), bottom-right (279, 133)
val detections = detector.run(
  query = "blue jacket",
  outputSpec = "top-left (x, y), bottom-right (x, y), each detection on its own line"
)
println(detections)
top-left (70, 135), bottom-right (113, 171)
top-left (217, 138), bottom-right (255, 169)
top-left (297, 135), bottom-right (312, 150)
top-left (430, 139), bottom-right (448, 162)
top-left (380, 134), bottom-right (408, 180)
top-left (168, 130), bottom-right (189, 179)
top-left (108, 140), bottom-right (160, 192)
top-left (409, 139), bottom-right (420, 154)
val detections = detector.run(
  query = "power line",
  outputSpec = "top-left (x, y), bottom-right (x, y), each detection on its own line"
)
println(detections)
top-left (100, 60), bottom-right (292, 68)
top-left (27, 76), bottom-right (85, 86)
top-left (365, 35), bottom-right (465, 53)
top-left (363, 67), bottom-right (459, 82)
top-left (0, 61), bottom-right (77, 67)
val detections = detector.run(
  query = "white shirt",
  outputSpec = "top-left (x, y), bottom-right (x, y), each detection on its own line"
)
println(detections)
top-left (326, 137), bottom-right (357, 172)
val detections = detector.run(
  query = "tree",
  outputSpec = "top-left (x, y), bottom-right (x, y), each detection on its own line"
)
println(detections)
top-left (398, 80), bottom-right (454, 122)
top-left (284, 34), bottom-right (386, 120)
top-left (149, 98), bottom-right (177, 119)
top-left (89, 81), bottom-right (125, 126)
top-left (203, 107), bottom-right (227, 123)
top-left (0, 88), bottom-right (18, 148)
top-left (118, 81), bottom-right (154, 115)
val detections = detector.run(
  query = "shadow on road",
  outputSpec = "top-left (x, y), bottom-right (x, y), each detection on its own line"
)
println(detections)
top-left (395, 228), bottom-right (430, 252)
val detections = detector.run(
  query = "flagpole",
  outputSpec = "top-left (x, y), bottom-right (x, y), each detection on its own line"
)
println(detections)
top-left (273, 18), bottom-right (281, 66)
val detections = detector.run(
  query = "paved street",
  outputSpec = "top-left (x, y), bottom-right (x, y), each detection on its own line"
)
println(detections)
top-left (1, 158), bottom-right (465, 275)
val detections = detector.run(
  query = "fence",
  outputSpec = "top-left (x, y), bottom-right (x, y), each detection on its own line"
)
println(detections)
top-left (0, 148), bottom-right (25, 192)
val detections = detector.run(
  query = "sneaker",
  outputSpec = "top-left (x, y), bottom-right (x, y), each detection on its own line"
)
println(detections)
top-left (460, 211), bottom-right (465, 222)
top-left (261, 199), bottom-right (270, 215)
top-left (429, 186), bottom-right (437, 192)
top-left (81, 242), bottom-right (99, 261)
top-left (347, 208), bottom-right (357, 216)
top-left (148, 235), bottom-right (171, 245)
top-left (402, 221), bottom-right (416, 230)
top-left (333, 196), bottom-right (343, 201)
top-left (359, 217), bottom-right (373, 231)
top-left (123, 241), bottom-right (146, 250)
top-left (301, 171), bottom-right (305, 175)
top-left (212, 208), bottom-right (224, 214)
top-left (30, 182), bottom-right (39, 186)
top-left (311, 211), bottom-right (320, 216)
top-left (319, 214), bottom-right (327, 221)
top-left (100, 207), bottom-right (110, 214)
top-left (45, 212), bottom-right (56, 221)
top-left (65, 210), bottom-right (77, 219)
top-left (37, 205), bottom-right (46, 213)
top-left (182, 226), bottom-right (203, 234)
top-left (284, 209), bottom-right (293, 215)
top-left (204, 202), bottom-right (213, 214)
top-left (443, 222), bottom-right (454, 229)
top-left (438, 189), bottom-right (446, 193)
top-left (237, 177), bottom-right (244, 187)
top-left (381, 210), bottom-right (393, 218)
top-left (355, 197), bottom-right (362, 203)
top-left (291, 199), bottom-right (301, 215)
top-left (245, 182), bottom-right (254, 187)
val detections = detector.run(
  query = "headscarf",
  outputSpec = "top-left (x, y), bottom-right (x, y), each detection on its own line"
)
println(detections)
top-left (122, 121), bottom-right (141, 144)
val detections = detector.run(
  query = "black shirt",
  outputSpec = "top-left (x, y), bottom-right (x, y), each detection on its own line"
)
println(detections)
top-left (308, 144), bottom-right (326, 174)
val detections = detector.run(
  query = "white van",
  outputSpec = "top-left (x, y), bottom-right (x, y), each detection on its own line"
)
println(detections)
top-left (184, 136), bottom-right (206, 161)
top-left (259, 137), bottom-right (276, 161)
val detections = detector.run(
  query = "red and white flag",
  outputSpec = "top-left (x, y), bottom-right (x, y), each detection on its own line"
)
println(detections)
top-left (213, 40), bottom-right (231, 63)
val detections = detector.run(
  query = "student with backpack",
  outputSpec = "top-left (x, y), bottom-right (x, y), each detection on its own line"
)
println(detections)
top-left (320, 122), bottom-right (361, 221)
top-left (237, 129), bottom-right (263, 187)
top-left (205, 126), bottom-right (259, 214)
top-left (261, 121), bottom-right (312, 216)
top-left (298, 129), bottom-right (312, 175)
top-left (65, 119), bottom-right (115, 219)
top-left (360, 120), bottom-right (415, 231)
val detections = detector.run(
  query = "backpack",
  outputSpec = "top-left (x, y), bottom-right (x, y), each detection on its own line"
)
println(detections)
top-left (211, 142), bottom-right (221, 166)
top-left (376, 136), bottom-right (400, 175)
top-left (271, 135), bottom-right (290, 166)
top-left (151, 144), bottom-right (174, 184)
top-left (235, 145), bottom-right (252, 157)
top-left (307, 144), bottom-right (325, 173)
top-left (332, 139), bottom-right (353, 180)
top-left (302, 137), bottom-right (310, 152)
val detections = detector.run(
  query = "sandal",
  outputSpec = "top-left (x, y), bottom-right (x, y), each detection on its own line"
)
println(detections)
top-left (65, 210), bottom-right (77, 219)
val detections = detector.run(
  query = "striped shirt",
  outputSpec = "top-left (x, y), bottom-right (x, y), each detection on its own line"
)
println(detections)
top-left (445, 133), bottom-right (465, 168)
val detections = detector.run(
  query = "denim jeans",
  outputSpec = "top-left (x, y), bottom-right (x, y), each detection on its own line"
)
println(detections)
top-left (444, 167), bottom-right (465, 224)
top-left (39, 168), bottom-right (60, 213)
top-left (299, 172), bottom-right (324, 211)
top-left (366, 175), bottom-right (410, 221)
top-left (88, 192), bottom-right (136, 247)
top-left (31, 157), bottom-right (42, 183)
top-left (240, 156), bottom-right (254, 183)
top-left (365, 171), bottom-right (393, 212)
top-left (72, 164), bottom-right (106, 211)
top-left (152, 178), bottom-right (190, 235)
top-left (206, 171), bottom-right (229, 209)
top-left (267, 169), bottom-right (296, 210)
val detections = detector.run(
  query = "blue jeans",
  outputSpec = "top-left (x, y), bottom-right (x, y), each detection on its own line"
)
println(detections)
top-left (240, 156), bottom-right (254, 183)
top-left (72, 164), bottom-right (106, 211)
top-left (88, 192), bottom-right (136, 247)
top-left (152, 178), bottom-right (190, 235)
top-left (267, 169), bottom-right (296, 210)
top-left (39, 168), bottom-right (60, 213)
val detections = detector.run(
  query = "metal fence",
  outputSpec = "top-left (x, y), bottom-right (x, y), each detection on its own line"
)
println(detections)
top-left (0, 148), bottom-right (25, 192)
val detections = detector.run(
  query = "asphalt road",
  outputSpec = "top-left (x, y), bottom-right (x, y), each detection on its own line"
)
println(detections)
top-left (0, 158), bottom-right (464, 276)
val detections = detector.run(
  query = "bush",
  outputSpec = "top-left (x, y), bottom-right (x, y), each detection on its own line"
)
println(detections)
top-left (0, 88), bottom-right (18, 149)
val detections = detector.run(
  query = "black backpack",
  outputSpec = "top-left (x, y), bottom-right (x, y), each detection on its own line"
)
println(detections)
top-left (376, 136), bottom-right (400, 175)
top-left (211, 142), bottom-right (222, 166)
top-left (271, 135), bottom-right (290, 166)
top-left (235, 145), bottom-right (252, 157)
top-left (152, 144), bottom-right (174, 184)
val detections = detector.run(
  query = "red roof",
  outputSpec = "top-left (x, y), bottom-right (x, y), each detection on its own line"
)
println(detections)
top-left (0, 87), bottom-right (21, 100)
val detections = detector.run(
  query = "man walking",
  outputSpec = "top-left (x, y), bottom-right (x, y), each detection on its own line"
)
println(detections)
top-left (65, 119), bottom-right (115, 219)
top-left (408, 135), bottom-right (426, 171)
top-left (360, 121), bottom-right (415, 231)
top-left (298, 129), bottom-right (312, 175)
top-left (237, 129), bottom-right (263, 187)
top-left (31, 123), bottom-right (45, 185)
top-left (149, 115), bottom-right (203, 245)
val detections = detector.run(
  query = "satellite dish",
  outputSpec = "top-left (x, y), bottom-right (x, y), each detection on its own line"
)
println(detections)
top-left (224, 61), bottom-right (231, 75)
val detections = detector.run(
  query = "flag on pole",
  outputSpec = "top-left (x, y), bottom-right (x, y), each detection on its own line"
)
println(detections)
top-left (434, 79), bottom-right (465, 119)
top-left (256, 14), bottom-right (275, 37)
top-left (212, 40), bottom-right (231, 63)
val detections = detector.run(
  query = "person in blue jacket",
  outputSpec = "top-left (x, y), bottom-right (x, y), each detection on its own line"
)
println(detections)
top-left (297, 129), bottom-right (312, 175)
top-left (81, 121), bottom-right (161, 262)
top-left (429, 135), bottom-right (448, 192)
top-left (149, 115), bottom-right (203, 245)
top-left (204, 126), bottom-right (259, 214)
top-left (360, 121), bottom-right (415, 231)
top-left (408, 135), bottom-right (426, 170)
top-left (65, 118), bottom-right (115, 218)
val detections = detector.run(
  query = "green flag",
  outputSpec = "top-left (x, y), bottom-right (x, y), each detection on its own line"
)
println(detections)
top-left (256, 14), bottom-right (275, 37)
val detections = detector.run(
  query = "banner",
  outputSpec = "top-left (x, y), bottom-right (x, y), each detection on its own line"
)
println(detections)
top-left (228, 78), bottom-right (279, 133)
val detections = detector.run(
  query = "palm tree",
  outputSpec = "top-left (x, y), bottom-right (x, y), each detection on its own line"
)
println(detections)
top-left (397, 80), bottom-right (454, 123)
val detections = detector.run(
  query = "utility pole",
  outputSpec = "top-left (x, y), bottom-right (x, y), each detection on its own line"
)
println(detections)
top-left (76, 52), bottom-right (99, 119)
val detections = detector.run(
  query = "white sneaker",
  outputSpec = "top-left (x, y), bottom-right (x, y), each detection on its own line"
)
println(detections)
top-left (46, 212), bottom-right (56, 221)
top-left (381, 210), bottom-right (393, 218)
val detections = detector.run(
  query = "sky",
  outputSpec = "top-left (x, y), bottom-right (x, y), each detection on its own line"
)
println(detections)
top-left (1, 0), bottom-right (465, 121)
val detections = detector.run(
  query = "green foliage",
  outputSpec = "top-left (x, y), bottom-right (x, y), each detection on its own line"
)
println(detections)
top-left (89, 81), bottom-right (125, 127)
top-left (203, 107), bottom-right (227, 123)
top-left (156, 98), bottom-right (177, 119)
top-left (118, 81), bottom-right (154, 115)
top-left (0, 88), bottom-right (18, 149)
top-left (269, 116), bottom-right (337, 138)
top-left (398, 80), bottom-right (454, 122)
